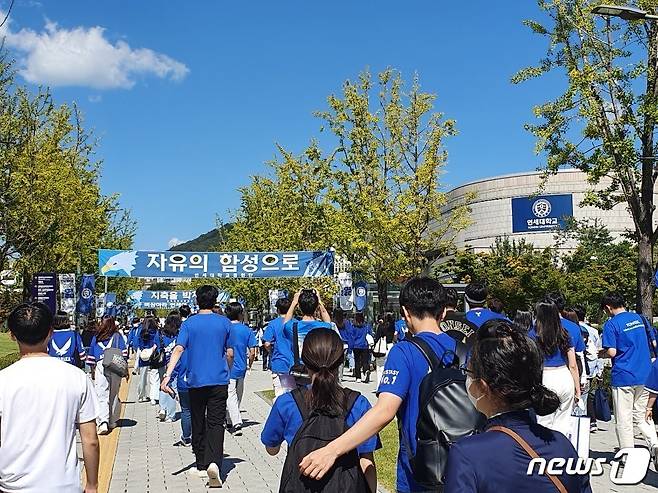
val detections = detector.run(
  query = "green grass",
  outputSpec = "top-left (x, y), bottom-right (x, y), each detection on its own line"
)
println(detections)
top-left (375, 420), bottom-right (399, 493)
top-left (257, 387), bottom-right (398, 492)
top-left (0, 332), bottom-right (17, 358)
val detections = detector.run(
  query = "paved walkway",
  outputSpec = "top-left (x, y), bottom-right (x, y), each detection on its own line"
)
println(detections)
top-left (107, 365), bottom-right (658, 492)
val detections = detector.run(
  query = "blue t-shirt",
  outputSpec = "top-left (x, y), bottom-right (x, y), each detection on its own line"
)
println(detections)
top-left (646, 359), bottom-right (658, 394)
top-left (137, 328), bottom-right (162, 368)
top-left (228, 322), bottom-right (258, 380)
top-left (377, 331), bottom-right (457, 493)
top-left (260, 390), bottom-right (380, 454)
top-left (263, 317), bottom-right (293, 374)
top-left (87, 333), bottom-right (127, 365)
top-left (465, 309), bottom-right (508, 328)
top-left (48, 329), bottom-right (86, 365)
top-left (177, 313), bottom-right (232, 387)
top-left (351, 323), bottom-right (373, 349)
top-left (560, 317), bottom-right (586, 353)
top-left (127, 325), bottom-right (141, 349)
top-left (283, 319), bottom-right (333, 366)
top-left (336, 320), bottom-right (354, 349)
top-left (395, 319), bottom-right (407, 341)
top-left (170, 349), bottom-right (189, 392)
top-left (602, 311), bottom-right (652, 387)
top-left (528, 327), bottom-right (575, 367)
top-left (161, 333), bottom-right (177, 366)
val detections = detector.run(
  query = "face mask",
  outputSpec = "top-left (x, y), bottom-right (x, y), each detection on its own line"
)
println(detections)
top-left (466, 375), bottom-right (484, 411)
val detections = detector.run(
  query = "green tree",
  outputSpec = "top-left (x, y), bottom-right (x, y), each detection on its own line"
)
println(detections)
top-left (318, 69), bottom-right (470, 311)
top-left (0, 52), bottom-right (135, 302)
top-left (515, 0), bottom-right (658, 316)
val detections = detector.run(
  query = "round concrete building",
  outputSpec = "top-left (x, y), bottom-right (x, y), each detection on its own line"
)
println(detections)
top-left (442, 169), bottom-right (658, 253)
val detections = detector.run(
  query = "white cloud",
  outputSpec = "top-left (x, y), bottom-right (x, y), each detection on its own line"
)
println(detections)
top-left (88, 94), bottom-right (102, 103)
top-left (168, 237), bottom-right (182, 249)
top-left (0, 16), bottom-right (189, 89)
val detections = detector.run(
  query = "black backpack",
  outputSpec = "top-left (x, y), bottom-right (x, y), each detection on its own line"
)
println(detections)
top-left (401, 336), bottom-right (486, 490)
top-left (279, 387), bottom-right (370, 493)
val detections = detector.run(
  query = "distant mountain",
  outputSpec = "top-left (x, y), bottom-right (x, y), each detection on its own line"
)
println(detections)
top-left (169, 224), bottom-right (232, 252)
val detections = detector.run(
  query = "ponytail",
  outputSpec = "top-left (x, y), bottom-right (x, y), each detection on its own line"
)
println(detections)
top-left (300, 328), bottom-right (346, 415)
top-left (529, 384), bottom-right (560, 416)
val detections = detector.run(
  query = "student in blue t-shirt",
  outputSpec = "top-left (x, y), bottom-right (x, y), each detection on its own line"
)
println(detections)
top-left (161, 285), bottom-right (234, 487)
top-left (158, 312), bottom-right (182, 423)
top-left (48, 311), bottom-right (85, 366)
top-left (527, 300), bottom-right (580, 436)
top-left (546, 292), bottom-right (587, 387)
top-left (282, 289), bottom-right (333, 368)
top-left (225, 302), bottom-right (258, 435)
top-left (263, 297), bottom-right (295, 399)
top-left (298, 277), bottom-right (458, 493)
top-left (464, 282), bottom-right (509, 328)
top-left (394, 317), bottom-right (407, 342)
top-left (351, 312), bottom-right (373, 383)
top-left (601, 292), bottom-right (658, 454)
top-left (261, 327), bottom-right (379, 493)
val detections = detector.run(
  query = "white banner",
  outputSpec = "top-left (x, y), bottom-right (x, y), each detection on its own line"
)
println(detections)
top-left (338, 272), bottom-right (353, 311)
top-left (58, 273), bottom-right (76, 315)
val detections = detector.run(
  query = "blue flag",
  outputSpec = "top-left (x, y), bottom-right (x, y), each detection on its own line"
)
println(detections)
top-left (354, 281), bottom-right (368, 312)
top-left (76, 275), bottom-right (95, 314)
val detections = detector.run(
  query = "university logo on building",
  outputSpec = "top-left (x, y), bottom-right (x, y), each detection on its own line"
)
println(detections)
top-left (511, 194), bottom-right (574, 233)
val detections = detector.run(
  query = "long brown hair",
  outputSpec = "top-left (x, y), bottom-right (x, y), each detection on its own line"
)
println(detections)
top-left (96, 317), bottom-right (119, 341)
top-left (301, 328), bottom-right (346, 414)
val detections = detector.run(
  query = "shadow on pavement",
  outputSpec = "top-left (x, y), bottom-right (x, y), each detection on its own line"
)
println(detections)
top-left (115, 418), bottom-right (137, 428)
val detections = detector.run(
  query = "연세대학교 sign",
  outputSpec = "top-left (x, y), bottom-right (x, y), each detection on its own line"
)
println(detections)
top-left (511, 194), bottom-right (573, 233)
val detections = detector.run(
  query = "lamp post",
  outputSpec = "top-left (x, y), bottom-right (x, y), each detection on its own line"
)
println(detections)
top-left (592, 4), bottom-right (658, 21)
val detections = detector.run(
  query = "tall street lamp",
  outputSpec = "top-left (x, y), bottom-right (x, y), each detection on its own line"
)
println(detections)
top-left (591, 4), bottom-right (658, 20)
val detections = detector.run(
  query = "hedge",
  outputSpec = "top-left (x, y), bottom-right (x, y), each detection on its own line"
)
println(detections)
top-left (0, 352), bottom-right (20, 370)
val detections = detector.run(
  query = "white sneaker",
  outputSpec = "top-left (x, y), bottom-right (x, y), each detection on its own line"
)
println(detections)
top-left (158, 410), bottom-right (166, 421)
top-left (97, 422), bottom-right (109, 435)
top-left (188, 467), bottom-right (208, 478)
top-left (207, 462), bottom-right (222, 487)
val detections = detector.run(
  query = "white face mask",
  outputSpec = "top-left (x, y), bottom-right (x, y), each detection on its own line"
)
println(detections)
top-left (465, 375), bottom-right (484, 411)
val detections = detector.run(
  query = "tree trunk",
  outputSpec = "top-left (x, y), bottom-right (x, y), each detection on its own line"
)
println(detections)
top-left (377, 279), bottom-right (389, 316)
top-left (22, 268), bottom-right (31, 302)
top-left (637, 234), bottom-right (654, 318)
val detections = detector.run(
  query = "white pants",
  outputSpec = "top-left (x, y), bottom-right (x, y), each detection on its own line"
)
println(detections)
top-left (272, 373), bottom-right (296, 401)
top-left (537, 366), bottom-right (575, 437)
top-left (612, 385), bottom-right (658, 449)
top-left (149, 367), bottom-right (164, 403)
top-left (95, 361), bottom-right (122, 427)
top-left (137, 365), bottom-right (149, 400)
top-left (227, 378), bottom-right (245, 426)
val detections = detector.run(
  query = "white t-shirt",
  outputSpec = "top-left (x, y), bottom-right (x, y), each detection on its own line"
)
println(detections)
top-left (0, 356), bottom-right (99, 492)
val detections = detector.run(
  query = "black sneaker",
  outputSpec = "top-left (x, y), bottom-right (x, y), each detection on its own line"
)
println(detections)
top-left (232, 424), bottom-right (243, 436)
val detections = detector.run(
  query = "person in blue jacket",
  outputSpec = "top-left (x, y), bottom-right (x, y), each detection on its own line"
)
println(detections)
top-left (261, 327), bottom-right (379, 493)
top-left (48, 310), bottom-right (85, 366)
top-left (351, 312), bottom-right (373, 383)
top-left (444, 319), bottom-right (591, 493)
top-left (333, 309), bottom-right (355, 375)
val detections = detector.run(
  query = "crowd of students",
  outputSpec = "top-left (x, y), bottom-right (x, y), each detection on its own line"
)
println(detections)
top-left (4, 276), bottom-right (658, 492)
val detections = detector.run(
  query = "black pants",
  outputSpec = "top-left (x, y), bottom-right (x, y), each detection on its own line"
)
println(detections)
top-left (353, 348), bottom-right (370, 380)
top-left (189, 385), bottom-right (228, 470)
top-left (262, 345), bottom-right (270, 370)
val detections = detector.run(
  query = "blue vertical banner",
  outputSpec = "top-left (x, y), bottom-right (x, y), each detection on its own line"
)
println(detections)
top-left (104, 292), bottom-right (118, 317)
top-left (354, 281), bottom-right (368, 312)
top-left (98, 249), bottom-right (334, 278)
top-left (76, 274), bottom-right (95, 315)
top-left (31, 273), bottom-right (57, 314)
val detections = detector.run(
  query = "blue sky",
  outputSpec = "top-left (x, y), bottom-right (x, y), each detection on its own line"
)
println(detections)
top-left (2, 0), bottom-right (562, 250)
